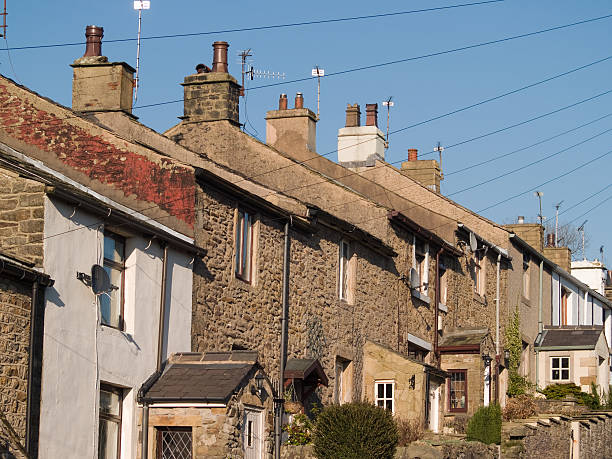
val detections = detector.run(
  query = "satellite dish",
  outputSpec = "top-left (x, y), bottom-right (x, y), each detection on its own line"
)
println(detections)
top-left (409, 267), bottom-right (420, 289)
top-left (91, 264), bottom-right (111, 295)
top-left (469, 232), bottom-right (478, 253)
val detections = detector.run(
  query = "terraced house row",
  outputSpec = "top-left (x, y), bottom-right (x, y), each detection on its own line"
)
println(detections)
top-left (0, 26), bottom-right (610, 458)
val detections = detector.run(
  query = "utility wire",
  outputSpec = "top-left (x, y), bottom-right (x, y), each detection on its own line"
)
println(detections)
top-left (246, 13), bottom-right (612, 91)
top-left (478, 148), bottom-right (612, 213)
top-left (445, 126), bottom-right (612, 197)
top-left (558, 182), bottom-right (612, 217)
top-left (446, 112), bottom-right (612, 176)
top-left (566, 193), bottom-right (612, 226)
top-left (0, 1), bottom-right (504, 52)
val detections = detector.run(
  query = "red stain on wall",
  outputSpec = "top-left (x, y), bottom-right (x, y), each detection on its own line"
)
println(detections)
top-left (0, 83), bottom-right (195, 228)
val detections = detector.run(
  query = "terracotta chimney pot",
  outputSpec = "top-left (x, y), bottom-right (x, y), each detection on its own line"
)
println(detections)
top-left (295, 92), bottom-right (304, 109)
top-left (547, 233), bottom-right (556, 247)
top-left (408, 149), bottom-right (418, 161)
top-left (345, 104), bottom-right (361, 127)
top-left (211, 41), bottom-right (229, 73)
top-left (365, 103), bottom-right (378, 127)
top-left (83, 25), bottom-right (103, 57)
top-left (279, 94), bottom-right (288, 110)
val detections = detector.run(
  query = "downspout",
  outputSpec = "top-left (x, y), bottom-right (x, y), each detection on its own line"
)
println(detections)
top-left (275, 220), bottom-right (291, 459)
top-left (434, 248), bottom-right (443, 357)
top-left (495, 254), bottom-right (501, 404)
top-left (25, 280), bottom-right (39, 457)
top-left (143, 242), bottom-right (169, 459)
top-left (536, 259), bottom-right (543, 388)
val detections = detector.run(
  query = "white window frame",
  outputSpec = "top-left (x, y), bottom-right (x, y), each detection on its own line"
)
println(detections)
top-left (551, 356), bottom-right (570, 382)
top-left (339, 240), bottom-right (350, 301)
top-left (439, 259), bottom-right (448, 306)
top-left (473, 250), bottom-right (485, 296)
top-left (235, 209), bottom-right (254, 283)
top-left (412, 235), bottom-right (429, 296)
top-left (374, 380), bottom-right (395, 414)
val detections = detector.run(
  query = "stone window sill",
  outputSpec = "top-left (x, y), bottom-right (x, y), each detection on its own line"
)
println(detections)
top-left (521, 295), bottom-right (531, 306)
top-left (473, 293), bottom-right (487, 305)
top-left (412, 290), bottom-right (431, 305)
top-left (438, 302), bottom-right (448, 313)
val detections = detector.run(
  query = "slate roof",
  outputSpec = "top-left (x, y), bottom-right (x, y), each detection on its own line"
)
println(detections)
top-left (140, 351), bottom-right (258, 403)
top-left (438, 328), bottom-right (488, 348)
top-left (536, 327), bottom-right (603, 349)
top-left (284, 358), bottom-right (329, 386)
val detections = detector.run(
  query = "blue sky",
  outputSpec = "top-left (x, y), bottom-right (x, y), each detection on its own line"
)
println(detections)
top-left (2, 1), bottom-right (611, 261)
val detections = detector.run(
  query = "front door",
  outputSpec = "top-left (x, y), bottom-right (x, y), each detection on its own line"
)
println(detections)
top-left (428, 381), bottom-right (440, 433)
top-left (242, 407), bottom-right (263, 459)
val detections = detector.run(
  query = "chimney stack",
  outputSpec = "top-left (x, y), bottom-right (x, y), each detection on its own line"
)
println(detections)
top-left (345, 104), bottom-right (361, 127)
top-left (400, 147), bottom-right (443, 193)
top-left (181, 41), bottom-right (240, 125)
top-left (278, 94), bottom-right (288, 110)
top-left (337, 102), bottom-right (385, 170)
top-left (295, 92), bottom-right (304, 109)
top-left (83, 25), bottom-right (103, 57)
top-left (546, 233), bottom-right (556, 247)
top-left (266, 92), bottom-right (317, 157)
top-left (365, 103), bottom-right (378, 127)
top-left (518, 216), bottom-right (525, 224)
top-left (71, 25), bottom-right (135, 115)
top-left (211, 41), bottom-right (229, 73)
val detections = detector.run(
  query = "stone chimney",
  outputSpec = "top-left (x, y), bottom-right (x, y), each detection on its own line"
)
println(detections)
top-left (265, 92), bottom-right (317, 156)
top-left (337, 103), bottom-right (385, 170)
top-left (71, 25), bottom-right (135, 115)
top-left (504, 219), bottom-right (545, 253)
top-left (181, 41), bottom-right (240, 125)
top-left (544, 235), bottom-right (572, 272)
top-left (399, 148), bottom-right (443, 193)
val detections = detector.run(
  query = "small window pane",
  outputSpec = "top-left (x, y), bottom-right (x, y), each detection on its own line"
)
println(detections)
top-left (552, 369), bottom-right (560, 380)
top-left (377, 384), bottom-right (384, 399)
top-left (552, 358), bottom-right (559, 368)
top-left (561, 358), bottom-right (569, 369)
top-left (98, 418), bottom-right (119, 459)
top-left (100, 266), bottom-right (122, 328)
top-left (386, 384), bottom-right (392, 398)
top-left (104, 235), bottom-right (124, 263)
top-left (100, 389), bottom-right (120, 416)
top-left (386, 400), bottom-right (392, 411)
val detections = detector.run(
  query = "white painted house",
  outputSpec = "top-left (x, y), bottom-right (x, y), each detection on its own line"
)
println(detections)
top-left (1, 151), bottom-right (196, 459)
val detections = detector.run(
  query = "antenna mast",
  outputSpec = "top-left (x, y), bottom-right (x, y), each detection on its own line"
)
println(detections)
top-left (434, 142), bottom-right (444, 179)
top-left (239, 49), bottom-right (253, 97)
top-left (0, 0), bottom-right (7, 38)
top-left (534, 191), bottom-right (544, 225)
top-left (554, 200), bottom-right (563, 246)
top-left (382, 97), bottom-right (394, 148)
top-left (577, 220), bottom-right (588, 260)
top-left (311, 66), bottom-right (324, 118)
top-left (133, 0), bottom-right (150, 102)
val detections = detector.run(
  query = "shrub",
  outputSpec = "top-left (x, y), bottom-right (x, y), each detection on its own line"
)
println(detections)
top-left (284, 413), bottom-right (314, 445)
top-left (541, 383), bottom-right (582, 400)
top-left (313, 402), bottom-right (398, 459)
top-left (444, 414), bottom-right (469, 434)
top-left (396, 418), bottom-right (423, 446)
top-left (506, 306), bottom-right (528, 397)
top-left (466, 404), bottom-right (501, 445)
top-left (502, 395), bottom-right (537, 421)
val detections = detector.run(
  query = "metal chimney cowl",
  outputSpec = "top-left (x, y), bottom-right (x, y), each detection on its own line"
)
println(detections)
top-left (212, 41), bottom-right (229, 73)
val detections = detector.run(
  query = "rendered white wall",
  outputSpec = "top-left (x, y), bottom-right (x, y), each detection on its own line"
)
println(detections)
top-left (39, 197), bottom-right (192, 459)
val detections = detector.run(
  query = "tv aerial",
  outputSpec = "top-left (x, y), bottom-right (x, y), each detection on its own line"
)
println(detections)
top-left (382, 97), bottom-right (393, 148)
top-left (238, 49), bottom-right (285, 96)
top-left (577, 220), bottom-right (588, 260)
top-left (312, 66), bottom-right (325, 118)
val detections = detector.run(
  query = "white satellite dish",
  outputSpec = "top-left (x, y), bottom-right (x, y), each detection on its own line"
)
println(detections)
top-left (91, 264), bottom-right (112, 295)
top-left (409, 267), bottom-right (420, 289)
top-left (469, 232), bottom-right (478, 253)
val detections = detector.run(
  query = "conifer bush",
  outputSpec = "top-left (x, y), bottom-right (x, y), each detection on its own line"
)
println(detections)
top-left (313, 402), bottom-right (398, 459)
top-left (466, 404), bottom-right (501, 445)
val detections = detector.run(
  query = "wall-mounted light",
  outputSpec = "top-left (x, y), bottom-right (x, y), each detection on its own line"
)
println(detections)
top-left (504, 349), bottom-right (510, 362)
top-left (251, 371), bottom-right (265, 397)
top-left (482, 354), bottom-right (492, 366)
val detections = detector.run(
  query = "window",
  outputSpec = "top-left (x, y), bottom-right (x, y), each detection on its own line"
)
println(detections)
top-left (157, 427), bottom-right (192, 459)
top-left (448, 370), bottom-right (467, 412)
top-left (522, 254), bottom-right (530, 299)
top-left (439, 259), bottom-right (448, 305)
top-left (374, 380), bottom-right (394, 413)
top-left (101, 232), bottom-right (125, 329)
top-left (335, 357), bottom-right (353, 404)
top-left (98, 384), bottom-right (122, 459)
top-left (551, 357), bottom-right (570, 381)
top-left (414, 239), bottom-right (428, 296)
top-left (235, 210), bottom-right (254, 282)
top-left (561, 287), bottom-right (569, 326)
top-left (472, 251), bottom-right (485, 296)
top-left (339, 240), bottom-right (350, 301)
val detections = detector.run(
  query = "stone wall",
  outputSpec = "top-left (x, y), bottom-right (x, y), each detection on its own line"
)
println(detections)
top-left (501, 412), bottom-right (612, 459)
top-left (0, 276), bottom-right (31, 457)
top-left (0, 170), bottom-right (44, 267)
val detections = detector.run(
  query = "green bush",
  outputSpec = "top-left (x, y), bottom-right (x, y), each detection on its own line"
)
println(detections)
top-left (466, 404), bottom-right (501, 445)
top-left (541, 383), bottom-right (602, 409)
top-left (284, 413), bottom-right (314, 445)
top-left (313, 402), bottom-right (398, 459)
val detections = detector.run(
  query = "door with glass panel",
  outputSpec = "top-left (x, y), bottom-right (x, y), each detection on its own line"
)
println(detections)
top-left (242, 407), bottom-right (263, 459)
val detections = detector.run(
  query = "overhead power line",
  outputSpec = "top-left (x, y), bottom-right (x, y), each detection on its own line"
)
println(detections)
top-left (133, 14), bottom-right (612, 110)
top-left (558, 182), bottom-right (612, 217)
top-left (566, 193), bottom-right (612, 226)
top-left (0, 1), bottom-right (504, 52)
